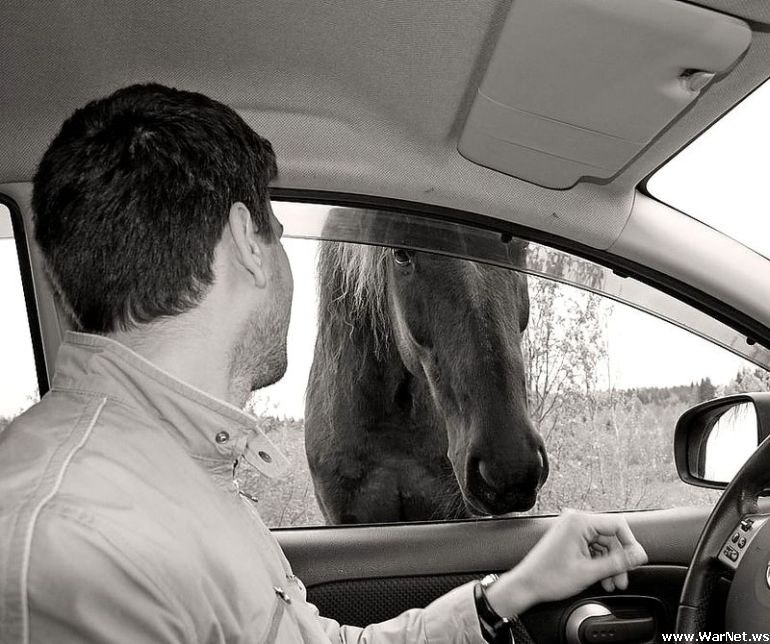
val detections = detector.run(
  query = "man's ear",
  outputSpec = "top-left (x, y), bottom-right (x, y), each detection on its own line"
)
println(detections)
top-left (228, 202), bottom-right (267, 288)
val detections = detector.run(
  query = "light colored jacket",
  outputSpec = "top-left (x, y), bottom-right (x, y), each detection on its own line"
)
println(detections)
top-left (0, 332), bottom-right (485, 643)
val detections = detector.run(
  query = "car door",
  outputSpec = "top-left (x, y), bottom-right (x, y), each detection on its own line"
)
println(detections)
top-left (241, 199), bottom-right (770, 640)
top-left (280, 508), bottom-right (713, 639)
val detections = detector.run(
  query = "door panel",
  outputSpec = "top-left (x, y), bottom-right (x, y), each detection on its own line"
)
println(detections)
top-left (277, 507), bottom-right (727, 638)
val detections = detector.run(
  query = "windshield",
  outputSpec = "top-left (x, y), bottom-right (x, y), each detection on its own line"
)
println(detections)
top-left (647, 77), bottom-right (770, 260)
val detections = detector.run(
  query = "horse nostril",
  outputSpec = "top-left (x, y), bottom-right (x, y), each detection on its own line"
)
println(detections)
top-left (465, 452), bottom-right (544, 515)
top-left (477, 459), bottom-right (498, 491)
top-left (470, 450), bottom-right (547, 498)
top-left (470, 458), bottom-right (509, 503)
top-left (538, 445), bottom-right (550, 487)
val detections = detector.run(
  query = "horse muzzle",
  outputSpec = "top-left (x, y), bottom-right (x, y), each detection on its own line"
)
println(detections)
top-left (463, 445), bottom-right (549, 515)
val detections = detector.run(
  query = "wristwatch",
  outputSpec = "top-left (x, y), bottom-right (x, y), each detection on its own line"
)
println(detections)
top-left (474, 573), bottom-right (517, 643)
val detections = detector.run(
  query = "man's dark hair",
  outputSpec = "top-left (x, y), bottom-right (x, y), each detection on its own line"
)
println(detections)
top-left (32, 83), bottom-right (278, 333)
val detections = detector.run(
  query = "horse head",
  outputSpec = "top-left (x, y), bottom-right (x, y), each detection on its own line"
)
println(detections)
top-left (383, 243), bottom-right (548, 515)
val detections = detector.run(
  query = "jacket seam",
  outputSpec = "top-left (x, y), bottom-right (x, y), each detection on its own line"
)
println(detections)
top-left (38, 502), bottom-right (197, 642)
top-left (260, 594), bottom-right (287, 644)
top-left (1, 400), bottom-right (90, 631)
top-left (189, 453), bottom-right (231, 464)
top-left (51, 385), bottom-right (144, 416)
top-left (19, 396), bottom-right (107, 644)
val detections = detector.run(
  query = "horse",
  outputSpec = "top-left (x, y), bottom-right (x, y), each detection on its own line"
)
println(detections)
top-left (304, 217), bottom-right (548, 524)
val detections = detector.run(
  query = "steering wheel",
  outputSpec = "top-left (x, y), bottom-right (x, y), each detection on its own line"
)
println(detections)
top-left (676, 433), bottom-right (770, 633)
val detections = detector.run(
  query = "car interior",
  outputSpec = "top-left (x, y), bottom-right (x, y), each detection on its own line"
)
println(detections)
top-left (3, 0), bottom-right (770, 639)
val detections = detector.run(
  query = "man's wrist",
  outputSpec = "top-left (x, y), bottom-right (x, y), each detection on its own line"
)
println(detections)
top-left (485, 568), bottom-right (537, 619)
top-left (475, 575), bottom-right (514, 643)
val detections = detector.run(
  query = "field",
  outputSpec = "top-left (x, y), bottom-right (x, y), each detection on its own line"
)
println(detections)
top-left (0, 376), bottom-right (751, 529)
top-left (241, 384), bottom-right (725, 529)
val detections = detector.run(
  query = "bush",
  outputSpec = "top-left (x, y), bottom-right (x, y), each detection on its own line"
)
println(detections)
top-left (238, 416), bottom-right (325, 527)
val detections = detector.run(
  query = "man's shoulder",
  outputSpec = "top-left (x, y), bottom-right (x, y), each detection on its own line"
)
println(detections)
top-left (0, 393), bottom-right (200, 640)
top-left (1, 388), bottom-right (157, 459)
top-left (0, 390), bottom-right (233, 564)
top-left (0, 391), bottom-right (162, 544)
top-left (0, 393), bottom-right (297, 643)
top-left (0, 392), bottom-right (110, 639)
top-left (19, 492), bottom-right (201, 643)
top-left (1, 392), bottom-right (106, 484)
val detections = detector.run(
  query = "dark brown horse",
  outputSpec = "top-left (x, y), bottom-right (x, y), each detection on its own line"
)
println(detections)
top-left (305, 235), bottom-right (548, 524)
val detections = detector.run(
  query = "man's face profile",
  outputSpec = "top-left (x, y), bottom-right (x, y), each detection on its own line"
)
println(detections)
top-left (233, 205), bottom-right (294, 393)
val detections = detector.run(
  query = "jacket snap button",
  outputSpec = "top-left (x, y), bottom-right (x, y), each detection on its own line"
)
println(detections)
top-left (274, 587), bottom-right (291, 603)
top-left (215, 431), bottom-right (230, 444)
top-left (258, 450), bottom-right (272, 463)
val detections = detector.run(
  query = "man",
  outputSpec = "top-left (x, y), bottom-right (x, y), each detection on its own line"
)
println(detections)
top-left (0, 84), bottom-right (647, 643)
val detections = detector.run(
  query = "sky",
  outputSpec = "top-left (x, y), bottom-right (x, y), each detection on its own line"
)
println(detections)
top-left (647, 78), bottom-right (770, 260)
top-left (2, 77), bottom-right (769, 419)
top-left (1, 232), bottom-right (40, 417)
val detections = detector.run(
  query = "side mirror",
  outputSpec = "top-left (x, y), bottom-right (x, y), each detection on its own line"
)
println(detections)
top-left (674, 393), bottom-right (770, 489)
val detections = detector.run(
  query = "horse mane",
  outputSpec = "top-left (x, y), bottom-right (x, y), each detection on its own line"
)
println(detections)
top-left (318, 241), bottom-right (392, 358)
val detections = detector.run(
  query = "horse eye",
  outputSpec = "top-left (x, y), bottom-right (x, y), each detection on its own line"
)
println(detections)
top-left (392, 248), bottom-right (412, 266)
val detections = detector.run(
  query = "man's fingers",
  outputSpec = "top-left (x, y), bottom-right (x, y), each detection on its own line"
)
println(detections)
top-left (612, 570), bottom-right (628, 590)
top-left (585, 543), bottom-right (646, 582)
top-left (566, 511), bottom-right (648, 595)
top-left (598, 535), bottom-right (633, 589)
top-left (593, 534), bottom-right (618, 548)
top-left (592, 536), bottom-right (629, 591)
top-left (585, 514), bottom-right (649, 568)
top-left (589, 542), bottom-right (607, 557)
top-left (587, 514), bottom-right (637, 545)
top-left (624, 542), bottom-right (648, 567)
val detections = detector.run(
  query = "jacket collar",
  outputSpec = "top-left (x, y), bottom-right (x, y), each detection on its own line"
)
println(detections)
top-left (51, 331), bottom-right (289, 479)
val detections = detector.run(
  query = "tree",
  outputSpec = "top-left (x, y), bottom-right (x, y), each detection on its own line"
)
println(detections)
top-left (720, 366), bottom-right (770, 396)
top-left (696, 377), bottom-right (716, 402)
top-left (523, 275), bottom-right (712, 513)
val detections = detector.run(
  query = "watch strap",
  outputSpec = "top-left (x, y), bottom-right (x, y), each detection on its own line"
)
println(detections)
top-left (474, 574), bottom-right (516, 643)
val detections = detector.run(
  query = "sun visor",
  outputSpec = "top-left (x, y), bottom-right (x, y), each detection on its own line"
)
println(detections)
top-left (458, 0), bottom-right (751, 189)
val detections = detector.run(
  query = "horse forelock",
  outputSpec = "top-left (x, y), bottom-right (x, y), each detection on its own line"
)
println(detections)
top-left (327, 242), bottom-right (391, 354)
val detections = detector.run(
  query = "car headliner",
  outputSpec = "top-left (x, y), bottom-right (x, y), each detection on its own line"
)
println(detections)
top-left (2, 0), bottom-right (770, 346)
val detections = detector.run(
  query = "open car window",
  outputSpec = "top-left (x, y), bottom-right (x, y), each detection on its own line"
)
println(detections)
top-left (240, 202), bottom-right (768, 528)
top-left (0, 204), bottom-right (40, 430)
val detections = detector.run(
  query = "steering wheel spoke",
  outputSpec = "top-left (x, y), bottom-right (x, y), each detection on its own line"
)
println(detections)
top-left (717, 515), bottom-right (770, 571)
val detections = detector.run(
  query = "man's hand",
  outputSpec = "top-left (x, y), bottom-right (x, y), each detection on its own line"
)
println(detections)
top-left (485, 510), bottom-right (649, 619)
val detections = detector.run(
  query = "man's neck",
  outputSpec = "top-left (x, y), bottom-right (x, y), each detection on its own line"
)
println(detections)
top-left (108, 316), bottom-right (241, 406)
